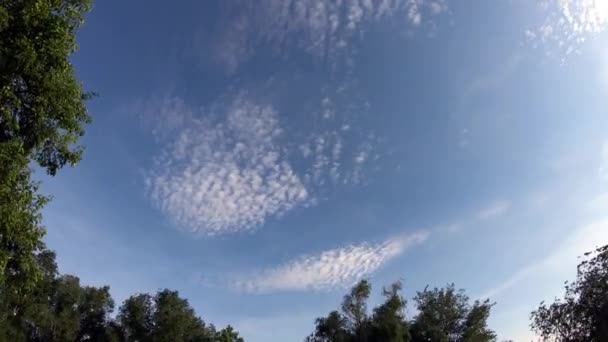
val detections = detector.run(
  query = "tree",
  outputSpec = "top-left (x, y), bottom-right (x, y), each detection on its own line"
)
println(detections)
top-left (1, 0), bottom-right (94, 335)
top-left (1, 249), bottom-right (117, 341)
top-left (0, 141), bottom-right (48, 338)
top-left (306, 311), bottom-right (350, 342)
top-left (215, 325), bottom-right (244, 342)
top-left (410, 284), bottom-right (495, 342)
top-left (370, 282), bottom-right (410, 342)
top-left (307, 281), bottom-right (496, 342)
top-left (342, 279), bottom-right (372, 341)
top-left (0, 0), bottom-right (93, 175)
top-left (118, 289), bottom-right (217, 342)
top-left (117, 293), bottom-right (155, 341)
top-left (531, 244), bottom-right (608, 341)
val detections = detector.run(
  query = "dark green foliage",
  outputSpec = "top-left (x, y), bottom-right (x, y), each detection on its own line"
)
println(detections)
top-left (0, 0), bottom-right (93, 175)
top-left (306, 311), bottom-right (350, 342)
top-left (1, 249), bottom-right (116, 341)
top-left (307, 281), bottom-right (495, 342)
top-left (1, 0), bottom-right (93, 334)
top-left (1, 248), bottom-right (244, 341)
top-left (215, 325), bottom-right (244, 342)
top-left (410, 285), bottom-right (495, 342)
top-left (0, 141), bottom-right (49, 338)
top-left (342, 279), bottom-right (372, 341)
top-left (118, 289), bottom-right (216, 342)
top-left (531, 244), bottom-right (608, 342)
top-left (370, 282), bottom-right (410, 342)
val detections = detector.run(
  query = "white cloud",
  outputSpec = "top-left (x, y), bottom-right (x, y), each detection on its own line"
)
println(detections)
top-left (355, 151), bottom-right (368, 164)
top-left (476, 201), bottom-right (510, 220)
top-left (527, 0), bottom-right (608, 58)
top-left (212, 0), bottom-right (450, 72)
top-left (236, 231), bottom-right (429, 293)
top-left (145, 95), bottom-right (309, 235)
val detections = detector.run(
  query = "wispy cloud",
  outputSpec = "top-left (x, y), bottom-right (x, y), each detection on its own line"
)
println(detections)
top-left (463, 54), bottom-right (524, 102)
top-left (476, 201), bottom-right (510, 220)
top-left (212, 0), bottom-right (449, 73)
top-left (598, 140), bottom-right (608, 181)
top-left (478, 217), bottom-right (608, 300)
top-left (145, 94), bottom-right (308, 235)
top-left (235, 231), bottom-right (429, 293)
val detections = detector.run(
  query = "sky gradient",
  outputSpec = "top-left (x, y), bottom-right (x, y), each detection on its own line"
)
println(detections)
top-left (37, 1), bottom-right (608, 341)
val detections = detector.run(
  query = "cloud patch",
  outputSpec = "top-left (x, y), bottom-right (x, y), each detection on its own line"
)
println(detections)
top-left (212, 0), bottom-right (449, 72)
top-left (235, 231), bottom-right (429, 292)
top-left (526, 0), bottom-right (608, 59)
top-left (145, 95), bottom-right (308, 235)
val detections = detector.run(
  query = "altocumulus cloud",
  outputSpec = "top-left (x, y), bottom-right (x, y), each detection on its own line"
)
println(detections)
top-left (145, 95), bottom-right (308, 235)
top-left (213, 0), bottom-right (449, 72)
top-left (235, 231), bottom-right (429, 293)
top-left (526, 0), bottom-right (608, 57)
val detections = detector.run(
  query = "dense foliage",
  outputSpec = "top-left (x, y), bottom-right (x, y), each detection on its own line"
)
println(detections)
top-left (531, 245), bottom-right (608, 341)
top-left (0, 0), bottom-right (94, 334)
top-left (0, 0), bottom-right (93, 176)
top-left (306, 281), bottom-right (496, 342)
top-left (0, 141), bottom-right (49, 337)
top-left (1, 248), bottom-right (244, 341)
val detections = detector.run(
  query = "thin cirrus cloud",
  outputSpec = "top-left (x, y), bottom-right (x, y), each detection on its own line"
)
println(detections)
top-left (598, 140), bottom-right (608, 182)
top-left (476, 201), bottom-right (510, 220)
top-left (212, 0), bottom-right (449, 72)
top-left (478, 216), bottom-right (608, 300)
top-left (235, 231), bottom-right (429, 293)
top-left (145, 95), bottom-right (309, 235)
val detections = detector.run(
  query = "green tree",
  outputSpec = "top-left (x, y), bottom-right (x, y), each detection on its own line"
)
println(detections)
top-left (215, 325), bottom-right (244, 342)
top-left (3, 249), bottom-right (116, 341)
top-left (1, 0), bottom-right (94, 335)
top-left (531, 244), bottom-right (608, 341)
top-left (0, 142), bottom-right (48, 338)
top-left (410, 284), bottom-right (495, 342)
top-left (117, 293), bottom-right (155, 341)
top-left (306, 311), bottom-right (350, 342)
top-left (307, 280), bottom-right (496, 342)
top-left (370, 282), bottom-right (410, 342)
top-left (118, 289), bottom-right (224, 342)
top-left (342, 279), bottom-right (372, 341)
top-left (0, 0), bottom-right (93, 175)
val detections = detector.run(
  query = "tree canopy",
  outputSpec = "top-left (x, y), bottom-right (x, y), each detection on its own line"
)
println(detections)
top-left (531, 244), bottom-right (608, 342)
top-left (306, 280), bottom-right (496, 342)
top-left (1, 248), bottom-right (244, 341)
top-left (0, 0), bottom-right (93, 175)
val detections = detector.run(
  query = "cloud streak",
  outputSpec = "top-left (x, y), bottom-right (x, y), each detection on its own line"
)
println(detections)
top-left (235, 231), bottom-right (429, 293)
top-left (477, 201), bottom-right (510, 220)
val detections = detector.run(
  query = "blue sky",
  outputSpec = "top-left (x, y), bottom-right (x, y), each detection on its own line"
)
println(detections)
top-left (36, 1), bottom-right (608, 341)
